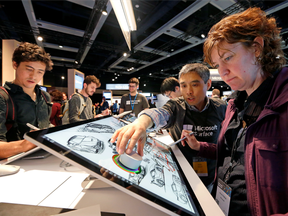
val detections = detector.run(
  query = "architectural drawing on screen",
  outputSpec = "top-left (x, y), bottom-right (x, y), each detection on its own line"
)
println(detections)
top-left (78, 123), bottom-right (115, 133)
top-left (171, 175), bottom-right (188, 204)
top-left (128, 165), bottom-right (146, 185)
top-left (150, 161), bottom-right (165, 188)
top-left (67, 135), bottom-right (105, 154)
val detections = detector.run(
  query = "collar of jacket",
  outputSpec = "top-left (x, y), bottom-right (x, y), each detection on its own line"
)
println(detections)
top-left (184, 96), bottom-right (210, 113)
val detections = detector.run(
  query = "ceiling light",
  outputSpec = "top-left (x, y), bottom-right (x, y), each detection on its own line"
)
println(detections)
top-left (115, 77), bottom-right (118, 79)
top-left (135, 4), bottom-right (139, 8)
top-left (144, 84), bottom-right (146, 86)
top-left (114, 73), bottom-right (117, 75)
top-left (75, 61), bottom-right (78, 64)
top-left (123, 52), bottom-right (127, 56)
top-left (112, 79), bottom-right (115, 81)
top-left (102, 6), bottom-right (108, 15)
top-left (37, 36), bottom-right (43, 41)
top-left (61, 76), bottom-right (65, 80)
top-left (149, 73), bottom-right (152, 75)
top-left (201, 34), bottom-right (205, 38)
top-left (59, 45), bottom-right (63, 48)
top-left (110, 0), bottom-right (137, 50)
top-left (138, 77), bottom-right (140, 79)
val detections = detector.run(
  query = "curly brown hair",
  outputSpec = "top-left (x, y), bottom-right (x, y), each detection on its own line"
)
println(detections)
top-left (203, 7), bottom-right (286, 77)
top-left (12, 42), bottom-right (53, 71)
top-left (84, 75), bottom-right (101, 88)
top-left (50, 89), bottom-right (63, 102)
top-left (128, 77), bottom-right (139, 86)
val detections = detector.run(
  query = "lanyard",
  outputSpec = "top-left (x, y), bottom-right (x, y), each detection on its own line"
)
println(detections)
top-left (223, 125), bottom-right (247, 183)
top-left (129, 93), bottom-right (138, 111)
top-left (223, 104), bottom-right (258, 184)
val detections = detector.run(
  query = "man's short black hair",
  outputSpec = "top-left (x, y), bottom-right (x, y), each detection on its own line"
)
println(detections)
top-left (160, 77), bottom-right (179, 95)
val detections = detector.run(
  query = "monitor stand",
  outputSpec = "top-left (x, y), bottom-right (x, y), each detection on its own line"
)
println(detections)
top-left (81, 175), bottom-right (112, 189)
top-left (0, 165), bottom-right (20, 177)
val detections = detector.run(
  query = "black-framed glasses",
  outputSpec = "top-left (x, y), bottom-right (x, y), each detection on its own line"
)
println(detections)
top-left (165, 91), bottom-right (172, 98)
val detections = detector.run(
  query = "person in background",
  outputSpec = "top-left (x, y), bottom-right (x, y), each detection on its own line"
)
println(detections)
top-left (62, 92), bottom-right (68, 103)
top-left (0, 42), bottom-right (53, 159)
top-left (69, 75), bottom-right (109, 123)
top-left (211, 88), bottom-right (227, 105)
top-left (111, 63), bottom-right (227, 190)
top-left (100, 96), bottom-right (109, 112)
top-left (181, 7), bottom-right (288, 216)
top-left (119, 77), bottom-right (149, 117)
top-left (211, 88), bottom-right (221, 99)
top-left (62, 92), bottom-right (68, 106)
top-left (112, 100), bottom-right (119, 115)
top-left (50, 89), bottom-right (63, 126)
top-left (160, 77), bottom-right (182, 99)
top-left (148, 99), bottom-right (156, 108)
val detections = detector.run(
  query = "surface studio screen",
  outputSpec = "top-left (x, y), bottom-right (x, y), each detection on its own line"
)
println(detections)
top-left (37, 117), bottom-right (201, 215)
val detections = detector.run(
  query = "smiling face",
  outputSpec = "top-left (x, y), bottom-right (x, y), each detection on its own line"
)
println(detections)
top-left (84, 82), bottom-right (97, 96)
top-left (179, 71), bottom-right (211, 110)
top-left (210, 41), bottom-right (265, 96)
top-left (129, 83), bottom-right (138, 94)
top-left (13, 61), bottom-right (46, 89)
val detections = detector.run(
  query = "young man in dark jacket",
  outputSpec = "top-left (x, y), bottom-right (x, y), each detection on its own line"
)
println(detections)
top-left (0, 42), bottom-right (53, 159)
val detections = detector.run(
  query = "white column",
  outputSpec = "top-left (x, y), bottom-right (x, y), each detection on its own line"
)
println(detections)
top-left (2, 39), bottom-right (19, 86)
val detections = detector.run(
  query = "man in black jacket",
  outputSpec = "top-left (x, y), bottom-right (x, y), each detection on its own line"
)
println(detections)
top-left (0, 42), bottom-right (53, 159)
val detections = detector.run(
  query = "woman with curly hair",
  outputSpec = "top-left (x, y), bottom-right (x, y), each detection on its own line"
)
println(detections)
top-left (181, 7), bottom-right (288, 216)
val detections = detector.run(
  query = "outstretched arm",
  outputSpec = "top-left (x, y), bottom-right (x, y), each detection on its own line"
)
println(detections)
top-left (110, 114), bottom-right (153, 156)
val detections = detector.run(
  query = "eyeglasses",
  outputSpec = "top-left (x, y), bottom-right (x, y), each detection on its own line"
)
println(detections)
top-left (129, 85), bottom-right (137, 88)
top-left (165, 91), bottom-right (172, 98)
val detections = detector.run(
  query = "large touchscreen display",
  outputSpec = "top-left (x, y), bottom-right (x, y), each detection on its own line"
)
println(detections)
top-left (41, 117), bottom-right (199, 215)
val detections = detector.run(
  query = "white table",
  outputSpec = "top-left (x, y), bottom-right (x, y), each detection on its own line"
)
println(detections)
top-left (0, 155), bottom-right (167, 216)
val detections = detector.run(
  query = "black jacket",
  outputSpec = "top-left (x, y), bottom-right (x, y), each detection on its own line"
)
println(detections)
top-left (0, 82), bottom-right (51, 142)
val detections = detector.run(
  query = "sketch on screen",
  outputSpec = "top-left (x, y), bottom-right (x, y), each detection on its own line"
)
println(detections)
top-left (171, 175), bottom-right (189, 204)
top-left (67, 135), bottom-right (105, 154)
top-left (128, 165), bottom-right (146, 185)
top-left (151, 150), bottom-right (176, 172)
top-left (108, 138), bottom-right (118, 154)
top-left (150, 161), bottom-right (165, 188)
top-left (78, 123), bottom-right (115, 133)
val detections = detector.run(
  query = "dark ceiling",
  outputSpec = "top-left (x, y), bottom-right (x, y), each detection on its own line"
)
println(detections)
top-left (1, 0), bottom-right (288, 94)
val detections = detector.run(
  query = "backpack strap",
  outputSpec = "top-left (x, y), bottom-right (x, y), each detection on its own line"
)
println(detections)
top-left (41, 90), bottom-right (49, 104)
top-left (0, 86), bottom-right (15, 131)
top-left (76, 93), bottom-right (86, 116)
top-left (0, 86), bottom-right (15, 121)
